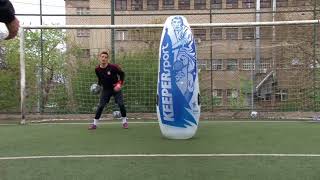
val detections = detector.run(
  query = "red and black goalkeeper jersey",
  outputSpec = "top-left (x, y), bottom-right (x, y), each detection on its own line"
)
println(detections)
top-left (95, 63), bottom-right (125, 90)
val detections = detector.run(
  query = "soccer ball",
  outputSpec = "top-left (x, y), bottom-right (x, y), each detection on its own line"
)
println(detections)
top-left (112, 111), bottom-right (121, 119)
top-left (90, 83), bottom-right (101, 94)
top-left (250, 111), bottom-right (258, 119)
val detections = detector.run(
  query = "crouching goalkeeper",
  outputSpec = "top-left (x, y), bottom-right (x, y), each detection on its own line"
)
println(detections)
top-left (88, 50), bottom-right (128, 130)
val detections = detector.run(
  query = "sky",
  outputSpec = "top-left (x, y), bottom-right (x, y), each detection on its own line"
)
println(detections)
top-left (11, 0), bottom-right (66, 25)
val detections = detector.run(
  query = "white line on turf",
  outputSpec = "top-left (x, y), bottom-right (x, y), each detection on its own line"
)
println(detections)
top-left (1, 154), bottom-right (320, 160)
top-left (0, 120), bottom-right (316, 126)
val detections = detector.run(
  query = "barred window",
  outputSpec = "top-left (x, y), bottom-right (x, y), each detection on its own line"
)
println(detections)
top-left (226, 0), bottom-right (238, 8)
top-left (198, 59), bottom-right (208, 70)
top-left (226, 28), bottom-right (238, 40)
top-left (260, 0), bottom-right (271, 8)
top-left (242, 0), bottom-right (255, 8)
top-left (260, 27), bottom-right (272, 39)
top-left (211, 0), bottom-right (222, 9)
top-left (163, 0), bottom-right (174, 9)
top-left (178, 0), bottom-right (190, 10)
top-left (116, 30), bottom-right (128, 41)
top-left (211, 59), bottom-right (223, 70)
top-left (76, 7), bottom-right (90, 15)
top-left (202, 59), bottom-right (223, 71)
top-left (294, 0), bottom-right (311, 6)
top-left (213, 90), bottom-right (223, 105)
top-left (275, 89), bottom-right (288, 101)
top-left (276, 0), bottom-right (288, 7)
top-left (226, 59), bottom-right (238, 70)
top-left (259, 62), bottom-right (271, 70)
top-left (211, 28), bottom-right (222, 40)
top-left (194, 29), bottom-right (206, 42)
top-left (226, 89), bottom-right (238, 98)
top-left (115, 0), bottom-right (127, 10)
top-left (129, 30), bottom-right (141, 40)
top-left (194, 0), bottom-right (206, 10)
top-left (131, 0), bottom-right (143, 10)
top-left (141, 29), bottom-right (162, 41)
top-left (241, 60), bottom-right (254, 70)
top-left (147, 0), bottom-right (159, 10)
top-left (213, 89), bottom-right (223, 97)
top-left (242, 28), bottom-right (254, 40)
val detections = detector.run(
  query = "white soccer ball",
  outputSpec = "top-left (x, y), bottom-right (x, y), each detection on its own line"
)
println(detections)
top-left (112, 111), bottom-right (121, 119)
top-left (90, 83), bottom-right (101, 94)
top-left (250, 111), bottom-right (258, 118)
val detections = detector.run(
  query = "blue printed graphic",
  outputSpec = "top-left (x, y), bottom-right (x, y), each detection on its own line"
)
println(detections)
top-left (158, 16), bottom-right (198, 128)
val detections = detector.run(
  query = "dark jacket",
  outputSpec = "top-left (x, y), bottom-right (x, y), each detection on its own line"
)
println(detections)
top-left (95, 64), bottom-right (125, 90)
top-left (0, 0), bottom-right (15, 24)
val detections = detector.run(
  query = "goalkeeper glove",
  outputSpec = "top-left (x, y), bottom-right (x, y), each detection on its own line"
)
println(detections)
top-left (113, 80), bottom-right (123, 92)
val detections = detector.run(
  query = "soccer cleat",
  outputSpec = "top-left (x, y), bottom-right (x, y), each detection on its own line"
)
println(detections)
top-left (88, 124), bottom-right (97, 130)
top-left (122, 122), bottom-right (128, 129)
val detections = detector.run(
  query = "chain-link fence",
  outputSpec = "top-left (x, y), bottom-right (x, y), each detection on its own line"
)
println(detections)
top-left (0, 1), bottom-right (319, 120)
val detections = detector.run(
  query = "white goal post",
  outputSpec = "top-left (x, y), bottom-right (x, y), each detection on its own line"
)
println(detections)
top-left (19, 19), bottom-right (320, 124)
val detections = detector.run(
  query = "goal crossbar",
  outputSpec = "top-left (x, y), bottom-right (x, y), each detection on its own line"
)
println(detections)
top-left (20, 19), bottom-right (320, 29)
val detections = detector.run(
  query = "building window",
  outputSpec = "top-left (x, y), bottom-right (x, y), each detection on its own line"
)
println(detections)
top-left (260, 27), bottom-right (272, 39)
top-left (140, 29), bottom-right (162, 41)
top-left (226, 89), bottom-right (239, 99)
top-left (203, 59), bottom-right (223, 71)
top-left (198, 59), bottom-right (208, 70)
top-left (213, 89), bottom-right (223, 106)
top-left (260, 0), bottom-right (271, 8)
top-left (76, 7), bottom-right (90, 15)
top-left (294, 0), bottom-right (311, 6)
top-left (211, 59), bottom-right (223, 70)
top-left (213, 89), bottom-right (223, 97)
top-left (275, 89), bottom-right (288, 101)
top-left (129, 30), bottom-right (142, 40)
top-left (116, 0), bottom-right (127, 10)
top-left (77, 29), bottom-right (90, 37)
top-left (163, 0), bottom-right (174, 9)
top-left (194, 0), bottom-right (206, 10)
top-left (211, 0), bottom-right (222, 9)
top-left (241, 59), bottom-right (254, 70)
top-left (226, 0), bottom-right (238, 8)
top-left (147, 0), bottom-right (159, 10)
top-left (194, 29), bottom-right (206, 42)
top-left (211, 28), bottom-right (222, 40)
top-left (226, 28), bottom-right (238, 40)
top-left (80, 49), bottom-right (90, 58)
top-left (242, 0), bottom-right (255, 8)
top-left (131, 0), bottom-right (143, 10)
top-left (259, 61), bottom-right (271, 70)
top-left (226, 59), bottom-right (238, 70)
top-left (226, 89), bottom-right (238, 103)
top-left (276, 0), bottom-right (288, 7)
top-left (116, 30), bottom-right (128, 41)
top-left (242, 28), bottom-right (254, 40)
top-left (178, 0), bottom-right (190, 10)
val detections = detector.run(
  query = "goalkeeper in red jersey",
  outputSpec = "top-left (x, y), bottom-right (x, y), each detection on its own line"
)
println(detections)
top-left (88, 50), bottom-right (128, 129)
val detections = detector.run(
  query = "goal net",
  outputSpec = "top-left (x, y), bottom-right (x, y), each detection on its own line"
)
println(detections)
top-left (3, 20), bottom-right (320, 122)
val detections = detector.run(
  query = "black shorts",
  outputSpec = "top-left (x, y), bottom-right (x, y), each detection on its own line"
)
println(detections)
top-left (99, 89), bottom-right (124, 106)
